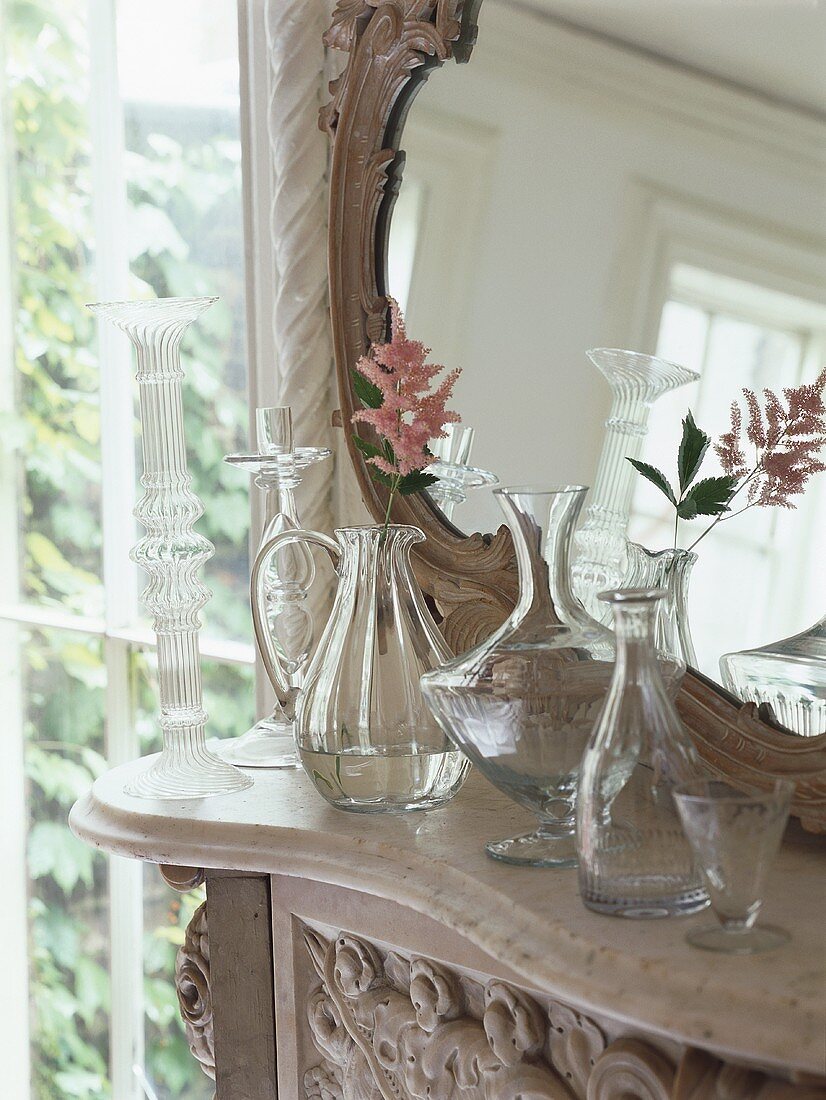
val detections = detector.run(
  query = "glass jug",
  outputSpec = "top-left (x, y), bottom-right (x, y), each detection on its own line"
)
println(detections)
top-left (252, 524), bottom-right (470, 812)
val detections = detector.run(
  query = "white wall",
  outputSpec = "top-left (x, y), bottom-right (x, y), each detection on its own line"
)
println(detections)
top-left (393, 0), bottom-right (826, 535)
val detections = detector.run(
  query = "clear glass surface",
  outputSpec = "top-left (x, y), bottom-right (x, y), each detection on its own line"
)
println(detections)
top-left (572, 349), bottom-right (698, 623)
top-left (90, 297), bottom-right (252, 799)
top-left (421, 487), bottom-right (614, 866)
top-left (720, 616), bottom-right (826, 736)
top-left (577, 588), bottom-right (709, 917)
top-left (258, 525), bottom-right (470, 812)
top-left (674, 778), bottom-right (793, 954)
top-left (219, 407), bottom-right (331, 768)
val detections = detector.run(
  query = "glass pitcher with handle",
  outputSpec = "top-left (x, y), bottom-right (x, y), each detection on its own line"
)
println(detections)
top-left (251, 523), bottom-right (470, 813)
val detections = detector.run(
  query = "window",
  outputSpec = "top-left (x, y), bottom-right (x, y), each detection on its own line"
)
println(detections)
top-left (1, 2), bottom-right (254, 1096)
top-left (629, 263), bottom-right (826, 678)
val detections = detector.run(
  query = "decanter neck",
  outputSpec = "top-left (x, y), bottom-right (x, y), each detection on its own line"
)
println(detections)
top-left (611, 594), bottom-right (663, 682)
top-left (497, 487), bottom-right (587, 627)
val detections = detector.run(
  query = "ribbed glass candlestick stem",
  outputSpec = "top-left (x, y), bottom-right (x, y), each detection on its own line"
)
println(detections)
top-left (89, 297), bottom-right (252, 799)
top-left (572, 349), bottom-right (698, 622)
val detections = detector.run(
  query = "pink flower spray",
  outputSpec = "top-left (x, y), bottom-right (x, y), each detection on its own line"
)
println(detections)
top-left (351, 298), bottom-right (461, 536)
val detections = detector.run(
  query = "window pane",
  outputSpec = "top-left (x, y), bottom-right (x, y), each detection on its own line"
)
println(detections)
top-left (19, 625), bottom-right (111, 1097)
top-left (7, 2), bottom-right (104, 617)
top-left (119, 1), bottom-right (251, 645)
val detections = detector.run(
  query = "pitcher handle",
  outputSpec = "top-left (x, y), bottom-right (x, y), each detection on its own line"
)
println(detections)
top-left (250, 529), bottom-right (341, 721)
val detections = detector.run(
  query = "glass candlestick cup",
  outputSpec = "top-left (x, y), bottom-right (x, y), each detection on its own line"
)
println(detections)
top-left (219, 406), bottom-right (330, 767)
top-left (425, 424), bottom-right (497, 522)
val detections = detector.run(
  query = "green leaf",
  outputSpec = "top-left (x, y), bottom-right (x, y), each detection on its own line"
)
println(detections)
top-left (626, 459), bottom-right (677, 506)
top-left (351, 368), bottom-right (383, 409)
top-left (28, 821), bottom-right (96, 895)
top-left (677, 475), bottom-right (738, 519)
top-left (352, 434), bottom-right (384, 462)
top-left (677, 409), bottom-right (710, 492)
top-left (398, 470), bottom-right (439, 495)
top-left (353, 436), bottom-right (396, 488)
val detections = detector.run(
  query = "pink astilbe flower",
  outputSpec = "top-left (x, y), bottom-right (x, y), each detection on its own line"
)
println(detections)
top-left (713, 367), bottom-right (826, 510)
top-left (352, 298), bottom-right (461, 477)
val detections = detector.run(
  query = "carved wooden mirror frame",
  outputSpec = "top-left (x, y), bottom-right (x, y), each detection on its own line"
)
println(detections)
top-left (319, 0), bottom-right (826, 832)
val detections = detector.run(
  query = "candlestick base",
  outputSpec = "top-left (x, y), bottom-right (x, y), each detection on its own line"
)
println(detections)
top-left (124, 747), bottom-right (253, 799)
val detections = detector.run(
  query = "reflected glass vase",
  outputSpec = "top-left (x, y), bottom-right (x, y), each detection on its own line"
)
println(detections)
top-left (253, 524), bottom-right (470, 812)
top-left (572, 349), bottom-right (698, 623)
top-left (623, 542), bottom-right (698, 680)
top-left (577, 588), bottom-right (708, 918)
top-left (89, 297), bottom-right (252, 799)
top-left (720, 616), bottom-right (826, 736)
top-left (421, 486), bottom-right (614, 867)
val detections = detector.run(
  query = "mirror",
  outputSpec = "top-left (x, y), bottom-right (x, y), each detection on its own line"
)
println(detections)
top-left (386, 0), bottom-right (826, 694)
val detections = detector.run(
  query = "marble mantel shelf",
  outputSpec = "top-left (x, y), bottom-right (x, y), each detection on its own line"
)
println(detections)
top-left (70, 758), bottom-right (826, 1078)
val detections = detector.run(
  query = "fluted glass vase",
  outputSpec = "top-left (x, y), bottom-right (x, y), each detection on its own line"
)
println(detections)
top-left (572, 349), bottom-right (698, 622)
top-left (720, 616), bottom-right (826, 736)
top-left (623, 542), bottom-right (698, 674)
top-left (421, 487), bottom-right (614, 866)
top-left (89, 298), bottom-right (252, 799)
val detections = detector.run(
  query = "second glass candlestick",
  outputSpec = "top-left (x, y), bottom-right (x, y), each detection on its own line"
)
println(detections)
top-left (218, 406), bottom-right (330, 767)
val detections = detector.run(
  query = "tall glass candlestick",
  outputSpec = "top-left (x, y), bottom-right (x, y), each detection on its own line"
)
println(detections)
top-left (572, 349), bottom-right (698, 622)
top-left (219, 407), bottom-right (330, 767)
top-left (89, 297), bottom-right (252, 798)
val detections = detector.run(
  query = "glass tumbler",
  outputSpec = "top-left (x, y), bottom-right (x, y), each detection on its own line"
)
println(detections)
top-left (674, 778), bottom-right (794, 954)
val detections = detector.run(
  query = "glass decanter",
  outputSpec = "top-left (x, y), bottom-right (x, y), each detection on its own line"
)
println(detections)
top-left (219, 406), bottom-right (330, 767)
top-left (577, 588), bottom-right (709, 918)
top-left (89, 297), bottom-right (252, 799)
top-left (720, 615), bottom-right (826, 736)
top-left (572, 349), bottom-right (698, 623)
top-left (421, 486), bottom-right (614, 866)
top-left (425, 424), bottom-right (497, 522)
top-left (253, 524), bottom-right (470, 812)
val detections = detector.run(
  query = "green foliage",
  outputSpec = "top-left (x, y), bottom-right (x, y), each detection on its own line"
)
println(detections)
top-left (7, 2), bottom-right (251, 1096)
top-left (627, 410), bottom-right (737, 544)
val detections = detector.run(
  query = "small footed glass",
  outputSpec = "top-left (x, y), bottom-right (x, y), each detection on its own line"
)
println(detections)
top-left (674, 778), bottom-right (794, 955)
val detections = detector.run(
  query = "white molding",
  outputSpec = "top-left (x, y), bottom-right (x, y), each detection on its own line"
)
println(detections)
top-left (394, 110), bottom-right (497, 372)
top-left (481, 0), bottom-right (826, 180)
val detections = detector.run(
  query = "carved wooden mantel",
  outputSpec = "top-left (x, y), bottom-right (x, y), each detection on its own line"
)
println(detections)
top-left (319, 0), bottom-right (826, 831)
top-left (70, 763), bottom-right (826, 1096)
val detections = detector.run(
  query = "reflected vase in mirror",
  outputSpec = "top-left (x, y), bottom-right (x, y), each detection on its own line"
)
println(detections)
top-left (577, 588), bottom-right (708, 918)
top-left (425, 424), bottom-right (497, 523)
top-left (572, 349), bottom-right (699, 623)
top-left (720, 616), bottom-right (826, 737)
top-left (252, 524), bottom-right (470, 812)
top-left (623, 542), bottom-right (698, 678)
top-left (421, 486), bottom-right (614, 867)
top-left (220, 406), bottom-right (331, 768)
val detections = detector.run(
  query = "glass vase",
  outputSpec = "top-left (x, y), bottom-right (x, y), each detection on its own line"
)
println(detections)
top-left (577, 588), bottom-right (708, 918)
top-left (421, 486), bottom-right (614, 867)
top-left (623, 542), bottom-right (698, 674)
top-left (218, 406), bottom-right (330, 767)
top-left (720, 615), bottom-right (826, 736)
top-left (89, 297), bottom-right (252, 799)
top-left (572, 349), bottom-right (698, 622)
top-left (252, 524), bottom-right (470, 812)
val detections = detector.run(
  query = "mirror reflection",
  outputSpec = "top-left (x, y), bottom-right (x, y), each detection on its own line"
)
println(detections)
top-left (387, 0), bottom-right (826, 697)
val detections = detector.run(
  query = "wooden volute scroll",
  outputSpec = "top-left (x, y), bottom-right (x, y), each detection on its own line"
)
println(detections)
top-left (320, 0), bottom-right (826, 831)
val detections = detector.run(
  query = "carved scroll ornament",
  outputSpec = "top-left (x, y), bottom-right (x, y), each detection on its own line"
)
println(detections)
top-left (321, 0), bottom-right (826, 830)
top-left (301, 928), bottom-right (826, 1100)
top-left (174, 902), bottom-right (216, 1086)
